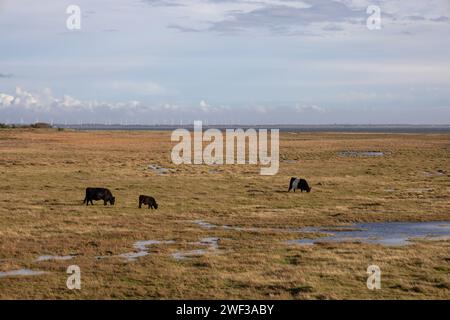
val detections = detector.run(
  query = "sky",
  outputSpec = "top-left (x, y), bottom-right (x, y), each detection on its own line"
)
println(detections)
top-left (0, 0), bottom-right (450, 124)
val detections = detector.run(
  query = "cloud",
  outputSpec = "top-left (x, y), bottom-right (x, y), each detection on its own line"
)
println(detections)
top-left (143, 0), bottom-right (450, 34)
top-left (0, 93), bottom-right (14, 106)
top-left (211, 0), bottom-right (364, 33)
top-left (198, 99), bottom-right (232, 113)
top-left (0, 86), bottom-right (327, 124)
top-left (162, 0), bottom-right (365, 34)
top-left (295, 104), bottom-right (326, 113)
top-left (0, 87), bottom-right (139, 112)
top-left (2, 86), bottom-right (449, 124)
top-left (199, 99), bottom-right (211, 112)
top-left (0, 73), bottom-right (13, 78)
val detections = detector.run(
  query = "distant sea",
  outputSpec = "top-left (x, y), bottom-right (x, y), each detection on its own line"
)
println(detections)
top-left (56, 124), bottom-right (450, 133)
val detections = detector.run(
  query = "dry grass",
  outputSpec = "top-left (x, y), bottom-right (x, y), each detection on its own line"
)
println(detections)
top-left (0, 128), bottom-right (449, 299)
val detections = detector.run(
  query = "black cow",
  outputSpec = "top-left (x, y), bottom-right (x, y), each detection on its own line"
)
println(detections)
top-left (288, 177), bottom-right (311, 192)
top-left (83, 187), bottom-right (115, 206)
top-left (139, 195), bottom-right (158, 209)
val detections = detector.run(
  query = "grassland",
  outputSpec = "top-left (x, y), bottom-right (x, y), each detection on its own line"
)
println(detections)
top-left (0, 128), bottom-right (449, 299)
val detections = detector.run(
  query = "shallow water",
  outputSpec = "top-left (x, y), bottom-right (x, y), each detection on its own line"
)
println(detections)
top-left (147, 164), bottom-right (170, 174)
top-left (282, 160), bottom-right (297, 164)
top-left (289, 221), bottom-right (450, 246)
top-left (339, 151), bottom-right (384, 157)
top-left (193, 220), bottom-right (218, 229)
top-left (95, 240), bottom-right (175, 261)
top-left (422, 171), bottom-right (446, 177)
top-left (119, 251), bottom-right (150, 261)
top-left (133, 240), bottom-right (174, 251)
top-left (0, 269), bottom-right (47, 278)
top-left (36, 255), bottom-right (74, 262)
top-left (119, 240), bottom-right (175, 261)
top-left (172, 249), bottom-right (208, 260)
top-left (172, 237), bottom-right (220, 260)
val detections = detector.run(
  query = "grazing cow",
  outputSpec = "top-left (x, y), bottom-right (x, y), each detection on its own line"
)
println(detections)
top-left (139, 195), bottom-right (158, 209)
top-left (83, 187), bottom-right (115, 206)
top-left (288, 177), bottom-right (311, 193)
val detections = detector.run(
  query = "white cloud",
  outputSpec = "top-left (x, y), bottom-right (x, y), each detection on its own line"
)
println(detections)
top-left (0, 93), bottom-right (14, 107)
top-left (0, 86), bottom-right (146, 113)
top-left (61, 95), bottom-right (83, 109)
top-left (1, 85), bottom-right (447, 125)
top-left (149, 0), bottom-right (450, 35)
top-left (199, 99), bottom-right (210, 112)
top-left (1, 86), bottom-right (318, 123)
top-left (295, 104), bottom-right (325, 113)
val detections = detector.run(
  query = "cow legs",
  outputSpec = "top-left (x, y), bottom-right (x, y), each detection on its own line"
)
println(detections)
top-left (139, 202), bottom-right (142, 208)
top-left (148, 204), bottom-right (151, 209)
top-left (90, 199), bottom-right (94, 205)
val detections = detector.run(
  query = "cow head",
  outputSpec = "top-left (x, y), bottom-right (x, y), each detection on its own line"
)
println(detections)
top-left (307, 187), bottom-right (312, 193)
top-left (154, 202), bottom-right (158, 209)
top-left (110, 197), bottom-right (116, 205)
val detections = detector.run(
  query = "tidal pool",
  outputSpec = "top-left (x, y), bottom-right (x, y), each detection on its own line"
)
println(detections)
top-left (289, 221), bottom-right (450, 246)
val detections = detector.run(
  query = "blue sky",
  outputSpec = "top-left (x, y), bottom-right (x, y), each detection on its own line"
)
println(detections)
top-left (1, 0), bottom-right (450, 124)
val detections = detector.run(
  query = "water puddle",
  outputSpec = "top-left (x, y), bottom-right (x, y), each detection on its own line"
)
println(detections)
top-left (289, 221), bottom-right (450, 246)
top-left (193, 220), bottom-right (218, 229)
top-left (339, 151), bottom-right (384, 157)
top-left (423, 170), bottom-right (446, 177)
top-left (117, 240), bottom-right (175, 261)
top-left (282, 160), bottom-right (297, 164)
top-left (36, 255), bottom-right (75, 262)
top-left (99, 238), bottom-right (219, 262)
top-left (118, 251), bottom-right (150, 261)
top-left (0, 269), bottom-right (47, 278)
top-left (172, 237), bottom-right (220, 261)
top-left (407, 188), bottom-right (433, 193)
top-left (147, 164), bottom-right (171, 174)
